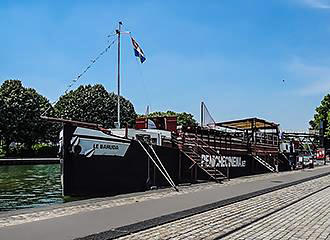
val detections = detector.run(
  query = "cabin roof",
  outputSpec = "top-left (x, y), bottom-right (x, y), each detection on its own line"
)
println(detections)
top-left (215, 117), bottom-right (279, 130)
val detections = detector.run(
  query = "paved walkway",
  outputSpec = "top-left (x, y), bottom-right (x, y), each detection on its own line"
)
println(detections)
top-left (116, 175), bottom-right (330, 240)
top-left (223, 186), bottom-right (330, 240)
top-left (0, 165), bottom-right (329, 240)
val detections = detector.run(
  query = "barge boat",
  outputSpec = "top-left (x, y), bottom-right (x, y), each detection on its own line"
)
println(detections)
top-left (53, 115), bottom-right (290, 197)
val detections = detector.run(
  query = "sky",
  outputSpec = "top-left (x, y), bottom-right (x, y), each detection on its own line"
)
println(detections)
top-left (1, 0), bottom-right (330, 131)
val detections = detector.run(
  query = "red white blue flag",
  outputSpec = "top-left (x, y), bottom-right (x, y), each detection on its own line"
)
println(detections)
top-left (131, 37), bottom-right (146, 63)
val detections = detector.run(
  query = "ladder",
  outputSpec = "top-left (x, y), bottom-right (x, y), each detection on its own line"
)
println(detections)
top-left (175, 133), bottom-right (227, 182)
top-left (252, 155), bottom-right (275, 172)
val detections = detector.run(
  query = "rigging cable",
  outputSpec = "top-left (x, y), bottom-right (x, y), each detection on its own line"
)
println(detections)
top-left (64, 37), bottom-right (117, 94)
top-left (41, 36), bottom-right (118, 117)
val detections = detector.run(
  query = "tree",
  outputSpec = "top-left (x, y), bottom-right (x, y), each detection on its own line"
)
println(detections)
top-left (310, 94), bottom-right (330, 137)
top-left (54, 84), bottom-right (137, 128)
top-left (0, 95), bottom-right (5, 148)
top-left (0, 80), bottom-right (55, 153)
top-left (142, 110), bottom-right (197, 127)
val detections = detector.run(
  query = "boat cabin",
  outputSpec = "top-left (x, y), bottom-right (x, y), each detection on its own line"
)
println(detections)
top-left (135, 116), bottom-right (177, 132)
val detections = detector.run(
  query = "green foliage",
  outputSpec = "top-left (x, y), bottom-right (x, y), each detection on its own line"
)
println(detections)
top-left (141, 110), bottom-right (197, 127)
top-left (0, 146), bottom-right (5, 158)
top-left (177, 112), bottom-right (197, 127)
top-left (32, 143), bottom-right (58, 157)
top-left (54, 84), bottom-right (137, 128)
top-left (143, 110), bottom-right (177, 118)
top-left (0, 80), bottom-right (56, 153)
top-left (6, 144), bottom-right (34, 157)
top-left (0, 81), bottom-right (137, 157)
top-left (3, 144), bottom-right (58, 158)
top-left (310, 94), bottom-right (330, 136)
top-left (32, 143), bottom-right (49, 152)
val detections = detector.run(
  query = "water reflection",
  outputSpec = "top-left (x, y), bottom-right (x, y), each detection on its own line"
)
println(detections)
top-left (0, 164), bottom-right (63, 211)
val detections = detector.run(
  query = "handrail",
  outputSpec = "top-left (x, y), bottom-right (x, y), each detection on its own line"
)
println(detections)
top-left (195, 136), bottom-right (221, 157)
top-left (180, 150), bottom-right (220, 181)
top-left (177, 134), bottom-right (226, 178)
top-left (251, 154), bottom-right (275, 172)
top-left (150, 145), bottom-right (178, 191)
top-left (138, 140), bottom-right (178, 191)
top-left (193, 136), bottom-right (226, 177)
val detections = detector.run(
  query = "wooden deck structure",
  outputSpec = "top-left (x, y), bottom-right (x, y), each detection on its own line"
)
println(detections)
top-left (176, 118), bottom-right (281, 181)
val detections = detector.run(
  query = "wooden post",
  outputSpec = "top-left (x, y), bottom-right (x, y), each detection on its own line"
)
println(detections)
top-left (214, 132), bottom-right (216, 150)
top-left (125, 123), bottom-right (128, 138)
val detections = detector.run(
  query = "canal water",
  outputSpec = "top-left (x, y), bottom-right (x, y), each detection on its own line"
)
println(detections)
top-left (0, 164), bottom-right (63, 211)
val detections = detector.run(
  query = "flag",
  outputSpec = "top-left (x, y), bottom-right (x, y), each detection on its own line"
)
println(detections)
top-left (131, 37), bottom-right (146, 63)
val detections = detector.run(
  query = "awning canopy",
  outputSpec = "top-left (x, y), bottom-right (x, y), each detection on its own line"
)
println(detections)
top-left (216, 117), bottom-right (279, 130)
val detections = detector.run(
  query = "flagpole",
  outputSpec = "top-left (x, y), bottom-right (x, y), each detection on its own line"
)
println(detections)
top-left (201, 101), bottom-right (204, 127)
top-left (116, 21), bottom-right (122, 129)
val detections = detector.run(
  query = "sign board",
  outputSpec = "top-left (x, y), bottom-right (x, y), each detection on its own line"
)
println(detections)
top-left (316, 148), bottom-right (325, 159)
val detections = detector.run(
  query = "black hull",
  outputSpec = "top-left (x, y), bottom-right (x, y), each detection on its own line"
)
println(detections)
top-left (61, 124), bottom-right (190, 196)
top-left (61, 124), bottom-right (290, 197)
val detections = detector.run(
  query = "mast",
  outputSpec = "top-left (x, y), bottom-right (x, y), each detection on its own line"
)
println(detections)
top-left (201, 101), bottom-right (204, 127)
top-left (116, 21), bottom-right (122, 129)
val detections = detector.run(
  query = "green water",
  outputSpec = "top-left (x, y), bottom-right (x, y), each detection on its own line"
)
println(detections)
top-left (0, 164), bottom-right (63, 211)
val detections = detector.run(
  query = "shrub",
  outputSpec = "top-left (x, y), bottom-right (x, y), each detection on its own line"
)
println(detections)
top-left (32, 144), bottom-right (58, 157)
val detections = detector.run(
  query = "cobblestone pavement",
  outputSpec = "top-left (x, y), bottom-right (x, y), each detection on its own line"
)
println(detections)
top-left (222, 186), bottom-right (330, 240)
top-left (0, 167), bottom-right (310, 228)
top-left (116, 175), bottom-right (330, 240)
